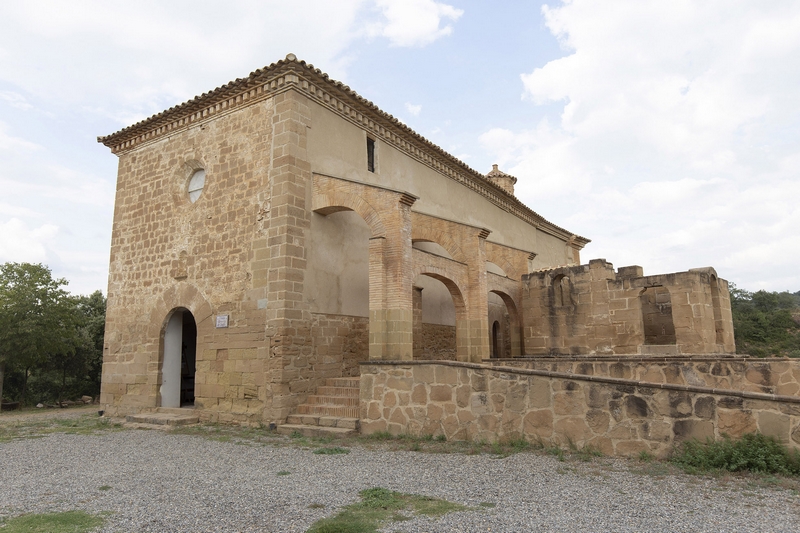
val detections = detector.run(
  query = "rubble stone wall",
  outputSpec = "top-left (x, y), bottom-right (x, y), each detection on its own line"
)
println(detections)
top-left (522, 261), bottom-right (736, 356)
top-left (360, 361), bottom-right (800, 458)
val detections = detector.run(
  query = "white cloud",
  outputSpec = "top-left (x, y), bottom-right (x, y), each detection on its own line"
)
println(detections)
top-left (405, 102), bottom-right (422, 116)
top-left (0, 218), bottom-right (58, 263)
top-left (368, 0), bottom-right (463, 47)
top-left (0, 90), bottom-right (32, 110)
top-left (0, 1), bottom-right (367, 119)
top-left (0, 121), bottom-right (41, 151)
top-left (481, 0), bottom-right (800, 290)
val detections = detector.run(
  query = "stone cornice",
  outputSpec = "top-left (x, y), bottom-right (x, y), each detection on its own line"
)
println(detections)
top-left (98, 54), bottom-right (590, 248)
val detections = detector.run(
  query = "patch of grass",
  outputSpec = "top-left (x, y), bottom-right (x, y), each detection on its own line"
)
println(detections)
top-left (365, 430), bottom-right (394, 441)
top-left (638, 450), bottom-right (655, 463)
top-left (478, 502), bottom-right (496, 508)
top-left (0, 510), bottom-right (104, 533)
top-left (314, 446), bottom-right (350, 455)
top-left (671, 432), bottom-right (800, 476)
top-left (277, 470), bottom-right (291, 476)
top-left (98, 485), bottom-right (112, 491)
top-left (434, 434), bottom-right (447, 442)
top-left (307, 487), bottom-right (468, 533)
top-left (308, 503), bottom-right (326, 510)
top-left (0, 414), bottom-right (123, 442)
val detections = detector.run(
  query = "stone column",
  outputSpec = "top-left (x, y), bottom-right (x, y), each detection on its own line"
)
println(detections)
top-left (462, 229), bottom-right (491, 362)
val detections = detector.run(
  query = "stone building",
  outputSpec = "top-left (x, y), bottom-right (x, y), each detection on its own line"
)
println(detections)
top-left (96, 55), bottom-right (792, 457)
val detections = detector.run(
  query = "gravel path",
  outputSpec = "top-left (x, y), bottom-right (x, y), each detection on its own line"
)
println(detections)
top-left (1, 427), bottom-right (799, 532)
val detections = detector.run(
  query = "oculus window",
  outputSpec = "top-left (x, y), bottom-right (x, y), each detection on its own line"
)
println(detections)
top-left (188, 169), bottom-right (206, 203)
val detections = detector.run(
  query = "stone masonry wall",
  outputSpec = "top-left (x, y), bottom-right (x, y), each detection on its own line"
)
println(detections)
top-left (416, 324), bottom-right (457, 361)
top-left (360, 361), bottom-right (800, 458)
top-left (491, 357), bottom-right (800, 397)
top-left (311, 313), bottom-right (369, 379)
top-left (101, 98), bottom-right (275, 423)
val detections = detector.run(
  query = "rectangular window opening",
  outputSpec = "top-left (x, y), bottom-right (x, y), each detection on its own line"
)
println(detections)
top-left (367, 137), bottom-right (375, 172)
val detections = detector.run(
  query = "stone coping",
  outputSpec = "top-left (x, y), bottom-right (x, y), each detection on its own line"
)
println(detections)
top-left (359, 360), bottom-right (800, 405)
top-left (485, 355), bottom-right (790, 363)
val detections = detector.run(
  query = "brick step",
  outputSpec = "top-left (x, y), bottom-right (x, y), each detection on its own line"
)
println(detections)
top-left (316, 386), bottom-right (360, 398)
top-left (286, 414), bottom-right (359, 430)
top-left (306, 394), bottom-right (360, 407)
top-left (125, 412), bottom-right (199, 426)
top-left (276, 424), bottom-right (357, 438)
top-left (325, 377), bottom-right (360, 388)
top-left (296, 404), bottom-right (359, 418)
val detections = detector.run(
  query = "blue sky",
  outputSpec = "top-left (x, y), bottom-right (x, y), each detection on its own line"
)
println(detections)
top-left (0, 0), bottom-right (798, 295)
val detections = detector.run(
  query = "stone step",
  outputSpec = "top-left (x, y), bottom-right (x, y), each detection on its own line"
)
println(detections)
top-left (325, 377), bottom-right (360, 388)
top-left (316, 386), bottom-right (360, 398)
top-left (306, 394), bottom-right (360, 407)
top-left (276, 424), bottom-right (357, 438)
top-left (286, 414), bottom-right (360, 430)
top-left (296, 404), bottom-right (359, 418)
top-left (125, 412), bottom-right (199, 426)
top-left (156, 407), bottom-right (197, 416)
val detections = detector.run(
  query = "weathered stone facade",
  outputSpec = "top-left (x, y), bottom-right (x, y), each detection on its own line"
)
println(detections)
top-left (98, 55), bottom-right (761, 454)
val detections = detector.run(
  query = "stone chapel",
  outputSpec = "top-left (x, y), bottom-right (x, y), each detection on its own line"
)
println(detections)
top-left (97, 55), bottom-right (800, 456)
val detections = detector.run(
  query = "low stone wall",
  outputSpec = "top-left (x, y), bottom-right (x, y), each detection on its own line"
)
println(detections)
top-left (491, 356), bottom-right (800, 396)
top-left (359, 361), bottom-right (800, 457)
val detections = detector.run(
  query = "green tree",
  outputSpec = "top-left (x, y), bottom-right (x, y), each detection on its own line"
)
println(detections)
top-left (0, 263), bottom-right (80, 404)
top-left (730, 284), bottom-right (800, 357)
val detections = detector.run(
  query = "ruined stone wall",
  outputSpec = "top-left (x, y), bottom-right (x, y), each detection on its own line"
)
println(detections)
top-left (416, 324), bottom-right (457, 361)
top-left (522, 261), bottom-right (735, 356)
top-left (101, 98), bottom-right (275, 423)
top-left (492, 357), bottom-right (800, 397)
top-left (360, 361), bottom-right (800, 457)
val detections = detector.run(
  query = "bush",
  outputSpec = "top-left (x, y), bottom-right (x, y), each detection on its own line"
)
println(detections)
top-left (671, 432), bottom-right (800, 476)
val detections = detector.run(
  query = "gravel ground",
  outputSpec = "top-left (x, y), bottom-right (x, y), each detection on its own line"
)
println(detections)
top-left (1, 424), bottom-right (799, 532)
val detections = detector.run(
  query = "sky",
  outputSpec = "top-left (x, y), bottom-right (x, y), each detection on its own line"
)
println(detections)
top-left (0, 0), bottom-right (798, 296)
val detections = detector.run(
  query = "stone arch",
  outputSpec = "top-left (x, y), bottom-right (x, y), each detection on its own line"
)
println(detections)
top-left (489, 289), bottom-right (523, 357)
top-left (411, 226), bottom-right (467, 264)
top-left (413, 266), bottom-right (470, 362)
top-left (312, 190), bottom-right (387, 238)
top-left (147, 283), bottom-right (213, 408)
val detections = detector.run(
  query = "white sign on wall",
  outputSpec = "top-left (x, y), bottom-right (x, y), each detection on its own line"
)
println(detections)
top-left (215, 315), bottom-right (229, 328)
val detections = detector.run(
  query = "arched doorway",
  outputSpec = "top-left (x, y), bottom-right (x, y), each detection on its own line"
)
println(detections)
top-left (160, 308), bottom-right (197, 408)
top-left (639, 287), bottom-right (676, 345)
top-left (491, 320), bottom-right (501, 358)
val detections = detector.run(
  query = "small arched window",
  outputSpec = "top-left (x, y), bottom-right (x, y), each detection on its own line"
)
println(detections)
top-left (188, 169), bottom-right (206, 203)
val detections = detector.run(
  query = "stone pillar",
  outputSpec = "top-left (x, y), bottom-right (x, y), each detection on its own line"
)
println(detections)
top-left (463, 229), bottom-right (491, 362)
top-left (264, 90), bottom-right (313, 422)
top-left (368, 193), bottom-right (415, 360)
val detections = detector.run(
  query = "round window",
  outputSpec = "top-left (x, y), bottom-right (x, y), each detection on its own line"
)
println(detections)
top-left (187, 169), bottom-right (205, 203)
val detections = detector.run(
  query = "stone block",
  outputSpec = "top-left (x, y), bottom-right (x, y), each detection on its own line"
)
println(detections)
top-left (717, 409), bottom-right (756, 437)
top-left (522, 410), bottom-right (553, 438)
top-left (672, 419), bottom-right (714, 442)
top-left (757, 411), bottom-right (790, 441)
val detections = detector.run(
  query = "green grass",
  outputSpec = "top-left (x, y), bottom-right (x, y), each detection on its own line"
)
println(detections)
top-left (98, 485), bottom-right (112, 491)
top-left (0, 415), bottom-right (123, 443)
top-left (0, 511), bottom-right (104, 533)
top-left (671, 432), bottom-right (800, 476)
top-left (277, 470), bottom-right (291, 476)
top-left (306, 487), bottom-right (468, 533)
top-left (314, 446), bottom-right (350, 455)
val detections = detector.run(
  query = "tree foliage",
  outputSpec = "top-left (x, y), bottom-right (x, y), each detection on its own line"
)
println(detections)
top-left (0, 263), bottom-right (105, 405)
top-left (731, 285), bottom-right (800, 357)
